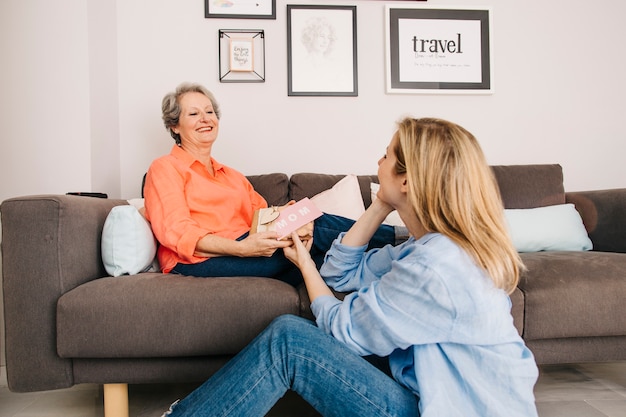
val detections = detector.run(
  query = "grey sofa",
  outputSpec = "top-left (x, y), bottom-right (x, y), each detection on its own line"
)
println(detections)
top-left (2, 164), bottom-right (626, 416)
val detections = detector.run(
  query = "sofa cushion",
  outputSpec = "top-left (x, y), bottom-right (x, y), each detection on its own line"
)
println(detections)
top-left (101, 205), bottom-right (157, 276)
top-left (518, 251), bottom-right (626, 340)
top-left (289, 173), bottom-right (379, 207)
top-left (310, 174), bottom-right (365, 220)
top-left (504, 204), bottom-right (593, 252)
top-left (491, 164), bottom-right (565, 209)
top-left (57, 274), bottom-right (301, 358)
top-left (247, 173), bottom-right (290, 206)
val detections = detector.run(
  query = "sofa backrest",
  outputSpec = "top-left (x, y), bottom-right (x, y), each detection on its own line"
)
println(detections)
top-left (289, 173), bottom-right (379, 206)
top-left (491, 164), bottom-right (565, 209)
top-left (247, 173), bottom-right (290, 206)
top-left (146, 163), bottom-right (564, 211)
top-left (248, 164), bottom-right (565, 210)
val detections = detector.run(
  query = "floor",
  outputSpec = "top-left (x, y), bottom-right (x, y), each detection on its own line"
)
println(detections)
top-left (1, 362), bottom-right (625, 417)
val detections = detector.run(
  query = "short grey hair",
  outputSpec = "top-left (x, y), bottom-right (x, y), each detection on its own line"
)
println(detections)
top-left (161, 82), bottom-right (221, 145)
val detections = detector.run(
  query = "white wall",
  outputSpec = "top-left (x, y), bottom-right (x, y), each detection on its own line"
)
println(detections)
top-left (1, 0), bottom-right (92, 199)
top-left (2, 0), bottom-right (625, 202)
top-left (1, 0), bottom-right (625, 367)
top-left (114, 0), bottom-right (626, 198)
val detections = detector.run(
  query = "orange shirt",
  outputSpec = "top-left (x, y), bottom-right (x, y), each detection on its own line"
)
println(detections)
top-left (144, 145), bottom-right (267, 273)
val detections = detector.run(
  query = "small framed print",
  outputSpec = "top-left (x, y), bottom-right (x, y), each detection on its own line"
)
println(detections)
top-left (385, 5), bottom-right (493, 94)
top-left (287, 5), bottom-right (358, 97)
top-left (205, 0), bottom-right (276, 19)
top-left (219, 30), bottom-right (265, 82)
top-left (229, 38), bottom-right (254, 72)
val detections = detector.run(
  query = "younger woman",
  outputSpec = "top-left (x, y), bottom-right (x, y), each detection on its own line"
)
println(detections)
top-left (162, 117), bottom-right (539, 417)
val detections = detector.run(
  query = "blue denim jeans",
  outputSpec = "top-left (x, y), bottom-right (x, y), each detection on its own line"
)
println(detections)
top-left (172, 214), bottom-right (397, 286)
top-left (163, 315), bottom-right (419, 417)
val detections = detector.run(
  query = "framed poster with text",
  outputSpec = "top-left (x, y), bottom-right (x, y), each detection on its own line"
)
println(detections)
top-left (385, 6), bottom-right (492, 94)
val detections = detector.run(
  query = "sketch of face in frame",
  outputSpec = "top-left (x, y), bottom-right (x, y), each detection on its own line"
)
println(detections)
top-left (301, 18), bottom-right (336, 58)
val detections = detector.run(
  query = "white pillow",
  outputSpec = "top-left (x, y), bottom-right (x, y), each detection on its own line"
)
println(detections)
top-left (127, 198), bottom-right (145, 210)
top-left (102, 204), bottom-right (157, 277)
top-left (504, 204), bottom-right (593, 252)
top-left (311, 174), bottom-right (365, 220)
top-left (370, 182), bottom-right (406, 227)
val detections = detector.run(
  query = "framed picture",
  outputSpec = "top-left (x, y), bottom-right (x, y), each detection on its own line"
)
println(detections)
top-left (230, 38), bottom-right (254, 72)
top-left (385, 5), bottom-right (492, 94)
top-left (287, 5), bottom-right (358, 97)
top-left (206, 0), bottom-right (276, 19)
top-left (218, 30), bottom-right (265, 82)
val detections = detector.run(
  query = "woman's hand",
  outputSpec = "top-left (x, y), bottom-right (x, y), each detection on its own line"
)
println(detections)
top-left (283, 232), bottom-right (314, 269)
top-left (240, 231), bottom-right (293, 257)
top-left (292, 221), bottom-right (314, 241)
top-left (371, 194), bottom-right (395, 217)
top-left (340, 198), bottom-right (394, 247)
top-left (194, 231), bottom-right (292, 258)
top-left (284, 232), bottom-right (333, 302)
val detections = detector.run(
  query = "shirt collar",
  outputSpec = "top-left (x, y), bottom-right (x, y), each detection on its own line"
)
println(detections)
top-left (170, 145), bottom-right (224, 172)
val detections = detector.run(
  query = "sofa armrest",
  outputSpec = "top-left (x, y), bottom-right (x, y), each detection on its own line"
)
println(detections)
top-left (566, 188), bottom-right (626, 253)
top-left (1, 194), bottom-right (126, 391)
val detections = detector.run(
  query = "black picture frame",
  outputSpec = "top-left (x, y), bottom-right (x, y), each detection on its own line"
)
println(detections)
top-left (205, 0), bottom-right (276, 19)
top-left (386, 6), bottom-right (492, 94)
top-left (218, 29), bottom-right (266, 82)
top-left (287, 5), bottom-right (358, 97)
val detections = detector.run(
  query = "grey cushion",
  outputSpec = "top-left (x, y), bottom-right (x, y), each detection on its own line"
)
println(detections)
top-left (519, 251), bottom-right (626, 340)
top-left (57, 274), bottom-right (300, 358)
top-left (247, 173), bottom-right (290, 206)
top-left (491, 164), bottom-right (565, 209)
top-left (289, 173), bottom-right (378, 207)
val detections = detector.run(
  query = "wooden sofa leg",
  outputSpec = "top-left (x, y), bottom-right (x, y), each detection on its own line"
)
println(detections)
top-left (104, 383), bottom-right (129, 417)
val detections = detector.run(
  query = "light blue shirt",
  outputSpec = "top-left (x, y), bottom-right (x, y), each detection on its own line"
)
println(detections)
top-left (312, 232), bottom-right (539, 417)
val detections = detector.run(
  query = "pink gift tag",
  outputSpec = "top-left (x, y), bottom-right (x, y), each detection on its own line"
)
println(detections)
top-left (274, 198), bottom-right (323, 239)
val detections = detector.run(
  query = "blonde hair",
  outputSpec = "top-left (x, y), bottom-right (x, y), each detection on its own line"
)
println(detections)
top-left (393, 117), bottom-right (524, 294)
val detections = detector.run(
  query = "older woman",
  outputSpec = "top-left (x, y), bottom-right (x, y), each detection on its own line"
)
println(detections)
top-left (144, 83), bottom-right (397, 284)
top-left (162, 117), bottom-right (539, 417)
